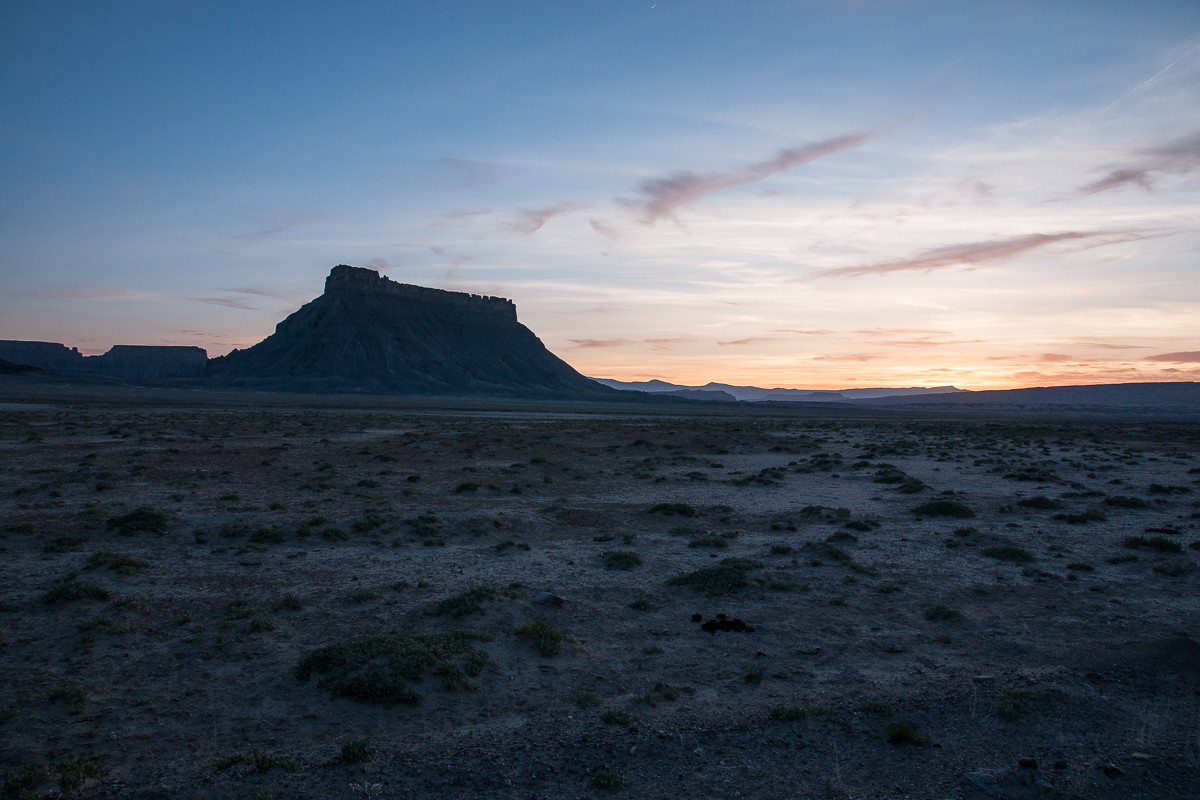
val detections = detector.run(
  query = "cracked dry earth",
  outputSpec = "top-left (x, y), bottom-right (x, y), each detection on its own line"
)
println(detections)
top-left (1, 399), bottom-right (1200, 799)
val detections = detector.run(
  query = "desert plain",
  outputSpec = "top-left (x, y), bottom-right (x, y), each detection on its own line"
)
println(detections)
top-left (1, 394), bottom-right (1199, 799)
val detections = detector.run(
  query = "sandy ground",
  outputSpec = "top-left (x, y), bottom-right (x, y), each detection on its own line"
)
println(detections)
top-left (1, 399), bottom-right (1199, 799)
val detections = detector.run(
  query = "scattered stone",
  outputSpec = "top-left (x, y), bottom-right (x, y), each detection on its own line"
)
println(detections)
top-left (1100, 764), bottom-right (1124, 778)
top-left (962, 763), bottom-right (1060, 799)
top-left (698, 614), bottom-right (755, 634)
top-left (534, 592), bottom-right (565, 607)
top-left (973, 675), bottom-right (996, 684)
top-left (1130, 752), bottom-right (1151, 761)
top-left (796, 645), bottom-right (821, 655)
top-left (690, 613), bottom-right (703, 622)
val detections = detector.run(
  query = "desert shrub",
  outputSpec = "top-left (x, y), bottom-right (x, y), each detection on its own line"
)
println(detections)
top-left (769, 703), bottom-right (835, 721)
top-left (1065, 562), bottom-right (1094, 572)
top-left (885, 718), bottom-right (929, 745)
top-left (246, 616), bottom-right (277, 633)
top-left (1124, 535), bottom-right (1183, 553)
top-left (1054, 509), bottom-right (1107, 524)
top-left (49, 682), bottom-right (89, 714)
top-left (844, 520), bottom-right (873, 532)
top-left (648, 503), bottom-right (696, 517)
top-left (295, 630), bottom-right (491, 705)
top-left (224, 599), bottom-right (259, 620)
top-left (2, 759), bottom-right (104, 796)
top-left (43, 576), bottom-right (111, 604)
top-left (1154, 562), bottom-right (1194, 577)
top-left (1104, 495), bottom-right (1147, 509)
top-left (827, 531), bottom-right (858, 543)
top-left (924, 604), bottom-right (960, 621)
top-left (996, 686), bottom-right (1069, 722)
top-left (877, 584), bottom-right (903, 594)
top-left (668, 558), bottom-right (762, 595)
top-left (1149, 483), bottom-right (1191, 495)
top-left (352, 513), bottom-right (386, 534)
top-left (494, 539), bottom-right (530, 552)
top-left (215, 753), bottom-right (298, 773)
top-left (276, 595), bottom-right (304, 611)
top-left (106, 507), bottom-right (169, 535)
top-left (1107, 554), bottom-right (1139, 564)
top-left (249, 526), bottom-right (287, 545)
top-left (953, 526), bottom-right (978, 536)
top-left (689, 536), bottom-right (729, 549)
top-left (742, 664), bottom-right (766, 684)
top-left (84, 551), bottom-right (148, 575)
top-left (599, 709), bottom-right (638, 726)
top-left (349, 589), bottom-right (380, 603)
top-left (770, 544), bottom-right (792, 555)
top-left (436, 587), bottom-right (495, 618)
top-left (43, 535), bottom-right (87, 553)
top-left (912, 501), bottom-right (975, 518)
top-left (629, 598), bottom-right (652, 611)
top-left (454, 482), bottom-right (479, 493)
top-left (602, 550), bottom-right (643, 570)
top-left (332, 738), bottom-right (377, 765)
top-left (515, 618), bottom-right (563, 657)
top-left (1017, 496), bottom-right (1062, 510)
top-left (982, 545), bottom-right (1035, 563)
top-left (592, 767), bottom-right (625, 789)
top-left (569, 690), bottom-right (603, 708)
top-left (859, 699), bottom-right (894, 715)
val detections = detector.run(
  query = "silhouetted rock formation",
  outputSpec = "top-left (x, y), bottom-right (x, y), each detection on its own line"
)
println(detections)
top-left (204, 265), bottom-right (618, 397)
top-left (0, 340), bottom-right (207, 380)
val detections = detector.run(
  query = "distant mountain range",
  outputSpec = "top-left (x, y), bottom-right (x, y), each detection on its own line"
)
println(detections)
top-left (590, 378), bottom-right (966, 402)
top-left (591, 377), bottom-right (1200, 412)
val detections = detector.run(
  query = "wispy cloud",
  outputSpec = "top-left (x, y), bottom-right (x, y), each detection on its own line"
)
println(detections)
top-left (718, 337), bottom-right (777, 346)
top-left (1079, 131), bottom-right (1200, 194)
top-left (220, 286), bottom-right (286, 299)
top-left (773, 329), bottom-right (834, 335)
top-left (191, 296), bottom-right (258, 310)
top-left (644, 337), bottom-right (690, 349)
top-left (1144, 351), bottom-right (1200, 363)
top-left (1040, 353), bottom-right (1077, 362)
top-left (589, 218), bottom-right (620, 240)
top-left (237, 212), bottom-right (323, 239)
top-left (510, 202), bottom-right (590, 235)
top-left (442, 157), bottom-right (499, 189)
top-left (568, 338), bottom-right (630, 349)
top-left (805, 230), bottom-right (1148, 280)
top-left (620, 128), bottom-right (888, 224)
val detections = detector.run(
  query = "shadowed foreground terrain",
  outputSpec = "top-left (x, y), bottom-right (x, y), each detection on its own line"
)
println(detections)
top-left (1, 396), bottom-right (1199, 799)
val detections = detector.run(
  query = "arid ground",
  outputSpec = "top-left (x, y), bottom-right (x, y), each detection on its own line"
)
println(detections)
top-left (2, 394), bottom-right (1199, 799)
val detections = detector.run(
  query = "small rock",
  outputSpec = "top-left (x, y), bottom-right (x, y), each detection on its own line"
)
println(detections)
top-left (1101, 764), bottom-right (1124, 778)
top-left (691, 613), bottom-right (703, 622)
top-left (1018, 757), bottom-right (1038, 770)
top-left (534, 592), bottom-right (565, 607)
top-left (1053, 761), bottom-right (1068, 771)
top-left (1130, 752), bottom-right (1151, 761)
top-left (796, 646), bottom-right (821, 655)
top-left (972, 675), bottom-right (996, 684)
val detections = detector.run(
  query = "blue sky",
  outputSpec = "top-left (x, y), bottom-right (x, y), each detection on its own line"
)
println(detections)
top-left (2, 0), bottom-right (1199, 388)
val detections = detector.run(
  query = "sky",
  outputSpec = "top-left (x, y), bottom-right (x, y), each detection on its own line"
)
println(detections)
top-left (2, 0), bottom-right (1199, 390)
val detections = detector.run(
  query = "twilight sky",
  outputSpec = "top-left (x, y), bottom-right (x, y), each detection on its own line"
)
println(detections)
top-left (2, 1), bottom-right (1199, 389)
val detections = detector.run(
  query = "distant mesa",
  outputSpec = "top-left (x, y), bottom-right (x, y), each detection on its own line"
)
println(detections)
top-left (0, 340), bottom-right (207, 381)
top-left (203, 265), bottom-right (617, 398)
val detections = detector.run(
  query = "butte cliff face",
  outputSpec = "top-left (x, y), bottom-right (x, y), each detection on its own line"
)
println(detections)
top-left (204, 265), bottom-right (616, 397)
top-left (0, 340), bottom-right (207, 380)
